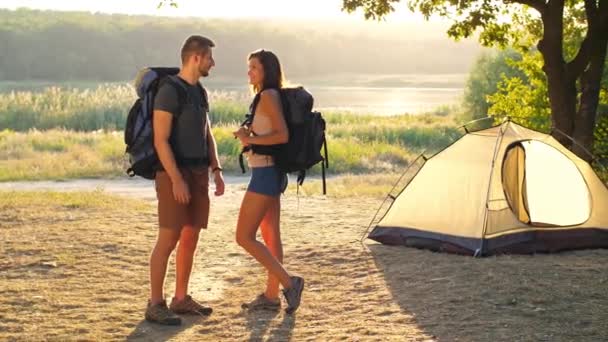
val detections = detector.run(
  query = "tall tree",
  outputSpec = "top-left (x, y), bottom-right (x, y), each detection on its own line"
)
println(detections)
top-left (343, 0), bottom-right (608, 160)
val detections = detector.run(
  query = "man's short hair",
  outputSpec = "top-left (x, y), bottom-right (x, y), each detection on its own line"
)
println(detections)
top-left (181, 35), bottom-right (215, 64)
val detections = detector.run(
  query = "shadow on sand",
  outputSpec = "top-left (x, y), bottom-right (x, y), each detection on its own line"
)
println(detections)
top-left (126, 315), bottom-right (210, 342)
top-left (245, 308), bottom-right (296, 342)
top-left (368, 243), bottom-right (608, 341)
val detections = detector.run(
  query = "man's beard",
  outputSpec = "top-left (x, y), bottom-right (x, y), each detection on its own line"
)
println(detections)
top-left (199, 66), bottom-right (209, 77)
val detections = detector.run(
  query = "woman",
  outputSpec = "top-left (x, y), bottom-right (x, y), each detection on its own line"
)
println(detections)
top-left (233, 49), bottom-right (304, 314)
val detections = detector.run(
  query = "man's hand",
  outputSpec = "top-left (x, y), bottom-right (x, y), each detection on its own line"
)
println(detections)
top-left (213, 170), bottom-right (225, 196)
top-left (172, 177), bottom-right (191, 204)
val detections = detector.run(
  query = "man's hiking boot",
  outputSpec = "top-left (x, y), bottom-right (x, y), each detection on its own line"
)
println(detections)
top-left (282, 276), bottom-right (304, 314)
top-left (170, 295), bottom-right (213, 316)
top-left (145, 300), bottom-right (182, 326)
top-left (241, 294), bottom-right (281, 311)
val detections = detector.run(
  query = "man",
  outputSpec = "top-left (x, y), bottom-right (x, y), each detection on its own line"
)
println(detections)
top-left (145, 35), bottom-right (225, 326)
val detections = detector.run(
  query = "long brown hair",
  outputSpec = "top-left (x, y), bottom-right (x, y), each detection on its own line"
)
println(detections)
top-left (248, 49), bottom-right (284, 93)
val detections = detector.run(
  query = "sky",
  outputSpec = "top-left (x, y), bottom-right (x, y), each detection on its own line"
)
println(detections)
top-left (0, 0), bottom-right (426, 21)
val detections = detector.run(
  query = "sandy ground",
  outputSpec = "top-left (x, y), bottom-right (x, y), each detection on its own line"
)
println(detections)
top-left (1, 181), bottom-right (607, 341)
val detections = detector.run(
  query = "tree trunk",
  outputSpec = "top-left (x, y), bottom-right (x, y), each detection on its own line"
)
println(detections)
top-left (572, 37), bottom-right (608, 160)
top-left (571, 2), bottom-right (608, 161)
top-left (538, 1), bottom-right (577, 149)
top-left (546, 70), bottom-right (578, 149)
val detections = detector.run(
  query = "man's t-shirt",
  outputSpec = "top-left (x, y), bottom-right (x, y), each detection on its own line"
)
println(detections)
top-left (154, 76), bottom-right (209, 168)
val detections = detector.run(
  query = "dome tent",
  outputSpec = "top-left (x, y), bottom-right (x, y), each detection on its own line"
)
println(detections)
top-left (368, 120), bottom-right (608, 256)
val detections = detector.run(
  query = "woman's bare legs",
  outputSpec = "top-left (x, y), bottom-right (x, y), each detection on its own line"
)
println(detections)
top-left (259, 197), bottom-right (282, 299)
top-left (236, 191), bottom-right (292, 289)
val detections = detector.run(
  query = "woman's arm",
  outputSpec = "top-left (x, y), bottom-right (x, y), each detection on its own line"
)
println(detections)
top-left (236, 89), bottom-right (288, 145)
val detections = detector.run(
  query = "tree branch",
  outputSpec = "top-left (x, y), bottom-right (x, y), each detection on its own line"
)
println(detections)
top-left (509, 0), bottom-right (547, 14)
top-left (566, 0), bottom-right (600, 79)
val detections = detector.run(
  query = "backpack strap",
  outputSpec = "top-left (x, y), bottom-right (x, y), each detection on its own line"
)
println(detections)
top-left (197, 82), bottom-right (208, 108)
top-left (322, 135), bottom-right (328, 195)
top-left (195, 82), bottom-right (210, 150)
top-left (162, 75), bottom-right (208, 114)
top-left (323, 135), bottom-right (329, 169)
top-left (238, 150), bottom-right (249, 174)
top-left (238, 92), bottom-right (263, 173)
top-left (167, 76), bottom-right (190, 114)
top-left (248, 92), bottom-right (262, 123)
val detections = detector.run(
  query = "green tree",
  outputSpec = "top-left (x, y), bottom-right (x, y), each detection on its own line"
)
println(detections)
top-left (342, 0), bottom-right (608, 160)
top-left (484, 4), bottom-right (608, 160)
top-left (488, 46), bottom-right (608, 160)
top-left (462, 49), bottom-right (524, 121)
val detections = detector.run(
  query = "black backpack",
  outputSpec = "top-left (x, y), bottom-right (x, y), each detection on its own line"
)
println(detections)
top-left (239, 87), bottom-right (329, 194)
top-left (124, 67), bottom-right (207, 179)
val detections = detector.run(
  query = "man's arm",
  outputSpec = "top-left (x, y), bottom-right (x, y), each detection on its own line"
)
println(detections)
top-left (206, 117), bottom-right (225, 196)
top-left (154, 110), bottom-right (181, 182)
top-left (154, 109), bottom-right (190, 204)
top-left (206, 116), bottom-right (222, 172)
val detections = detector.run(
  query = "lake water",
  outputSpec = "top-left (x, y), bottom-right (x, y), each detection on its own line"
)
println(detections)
top-left (305, 86), bottom-right (462, 115)
top-left (208, 73), bottom-right (466, 115)
top-left (207, 86), bottom-right (463, 115)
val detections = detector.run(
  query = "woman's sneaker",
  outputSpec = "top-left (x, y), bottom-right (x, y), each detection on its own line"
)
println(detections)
top-left (282, 276), bottom-right (304, 314)
top-left (169, 295), bottom-right (213, 316)
top-left (241, 294), bottom-right (281, 311)
top-left (145, 300), bottom-right (182, 326)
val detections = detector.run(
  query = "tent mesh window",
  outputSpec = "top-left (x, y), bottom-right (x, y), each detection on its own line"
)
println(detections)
top-left (501, 140), bottom-right (591, 227)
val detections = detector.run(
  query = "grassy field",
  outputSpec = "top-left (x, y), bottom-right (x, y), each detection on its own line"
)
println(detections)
top-left (0, 124), bottom-right (458, 182)
top-left (1, 84), bottom-right (606, 183)
top-left (0, 82), bottom-right (459, 129)
top-left (0, 84), bottom-right (249, 130)
top-left (1, 190), bottom-right (607, 341)
top-left (0, 103), bottom-right (458, 181)
top-left (0, 83), bottom-right (462, 181)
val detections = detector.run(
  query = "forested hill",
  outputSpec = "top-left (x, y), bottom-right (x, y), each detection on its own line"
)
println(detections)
top-left (0, 8), bottom-right (481, 82)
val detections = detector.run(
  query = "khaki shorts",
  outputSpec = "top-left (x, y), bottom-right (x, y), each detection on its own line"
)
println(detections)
top-left (155, 167), bottom-right (210, 230)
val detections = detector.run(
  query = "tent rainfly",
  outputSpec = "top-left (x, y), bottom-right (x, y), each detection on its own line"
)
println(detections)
top-left (369, 121), bottom-right (608, 256)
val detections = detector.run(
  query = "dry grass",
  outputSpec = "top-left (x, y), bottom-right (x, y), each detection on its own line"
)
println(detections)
top-left (1, 189), bottom-right (607, 341)
top-left (0, 130), bottom-right (125, 181)
top-left (288, 173), bottom-right (402, 198)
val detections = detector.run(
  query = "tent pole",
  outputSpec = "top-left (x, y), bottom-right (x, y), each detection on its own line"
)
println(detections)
top-left (477, 122), bottom-right (508, 256)
top-left (459, 116), bottom-right (494, 133)
top-left (552, 127), bottom-right (608, 170)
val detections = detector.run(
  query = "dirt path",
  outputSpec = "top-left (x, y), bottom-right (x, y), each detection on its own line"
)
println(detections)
top-left (0, 176), bottom-right (250, 202)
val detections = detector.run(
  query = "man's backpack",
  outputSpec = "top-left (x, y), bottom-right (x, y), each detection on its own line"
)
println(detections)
top-left (124, 67), bottom-right (207, 179)
top-left (239, 87), bottom-right (329, 194)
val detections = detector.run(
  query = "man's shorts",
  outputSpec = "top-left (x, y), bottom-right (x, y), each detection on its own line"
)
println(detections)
top-left (155, 167), bottom-right (210, 230)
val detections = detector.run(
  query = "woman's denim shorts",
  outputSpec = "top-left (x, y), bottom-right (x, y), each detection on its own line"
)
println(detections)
top-left (247, 166), bottom-right (288, 196)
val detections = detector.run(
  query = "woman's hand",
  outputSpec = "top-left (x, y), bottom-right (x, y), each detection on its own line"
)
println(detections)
top-left (233, 126), bottom-right (250, 147)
